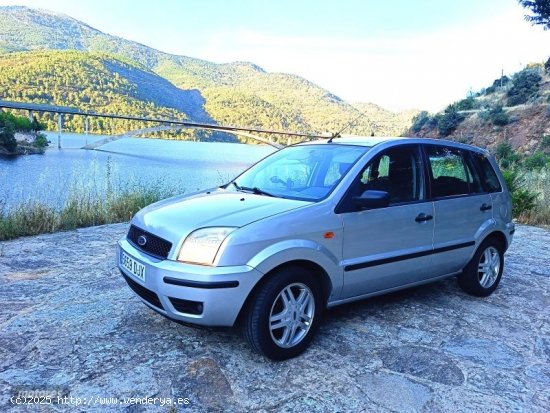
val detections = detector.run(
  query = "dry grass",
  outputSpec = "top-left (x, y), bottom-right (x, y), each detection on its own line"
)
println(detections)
top-left (0, 178), bottom-right (179, 241)
top-left (0, 154), bottom-right (186, 240)
top-left (517, 166), bottom-right (550, 226)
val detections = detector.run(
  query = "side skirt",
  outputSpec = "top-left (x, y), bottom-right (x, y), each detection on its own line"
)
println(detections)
top-left (326, 270), bottom-right (462, 308)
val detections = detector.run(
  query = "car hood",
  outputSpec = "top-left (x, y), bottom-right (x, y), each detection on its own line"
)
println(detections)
top-left (132, 189), bottom-right (310, 245)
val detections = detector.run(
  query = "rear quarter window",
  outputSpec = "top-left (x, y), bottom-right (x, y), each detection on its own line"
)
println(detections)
top-left (471, 152), bottom-right (502, 193)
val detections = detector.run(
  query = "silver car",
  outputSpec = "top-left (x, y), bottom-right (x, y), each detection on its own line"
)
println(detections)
top-left (117, 137), bottom-right (514, 360)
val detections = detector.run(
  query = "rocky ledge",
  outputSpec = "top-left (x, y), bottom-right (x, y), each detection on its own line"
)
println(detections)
top-left (0, 224), bottom-right (548, 412)
top-left (0, 145), bottom-right (44, 156)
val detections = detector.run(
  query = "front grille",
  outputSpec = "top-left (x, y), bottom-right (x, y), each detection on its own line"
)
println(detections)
top-left (121, 272), bottom-right (164, 310)
top-left (169, 297), bottom-right (204, 315)
top-left (127, 225), bottom-right (172, 259)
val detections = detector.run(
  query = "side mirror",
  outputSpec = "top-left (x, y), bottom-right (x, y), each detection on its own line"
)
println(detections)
top-left (353, 190), bottom-right (390, 210)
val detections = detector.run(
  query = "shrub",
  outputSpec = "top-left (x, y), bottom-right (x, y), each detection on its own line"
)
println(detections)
top-left (437, 110), bottom-right (465, 137)
top-left (34, 132), bottom-right (49, 149)
top-left (426, 115), bottom-right (439, 129)
top-left (488, 105), bottom-right (509, 126)
top-left (14, 116), bottom-right (32, 131)
top-left (446, 97), bottom-right (478, 112)
top-left (411, 111), bottom-right (430, 133)
top-left (541, 135), bottom-right (550, 150)
top-left (494, 143), bottom-right (521, 168)
top-left (0, 120), bottom-right (17, 152)
top-left (507, 68), bottom-right (542, 106)
top-left (502, 169), bottom-right (538, 217)
top-left (484, 75), bottom-right (510, 95)
top-left (523, 151), bottom-right (550, 170)
top-left (0, 111), bottom-right (33, 131)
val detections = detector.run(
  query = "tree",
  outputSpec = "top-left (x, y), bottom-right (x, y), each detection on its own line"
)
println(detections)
top-left (411, 111), bottom-right (430, 133)
top-left (436, 110), bottom-right (465, 137)
top-left (0, 120), bottom-right (17, 153)
top-left (506, 68), bottom-right (541, 106)
top-left (519, 0), bottom-right (550, 30)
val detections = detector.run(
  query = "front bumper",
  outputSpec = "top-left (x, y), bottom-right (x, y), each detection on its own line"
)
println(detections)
top-left (117, 238), bottom-right (264, 326)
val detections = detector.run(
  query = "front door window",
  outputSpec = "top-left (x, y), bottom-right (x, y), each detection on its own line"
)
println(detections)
top-left (359, 145), bottom-right (424, 205)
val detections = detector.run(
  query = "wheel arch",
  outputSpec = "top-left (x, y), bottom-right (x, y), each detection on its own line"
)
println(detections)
top-left (481, 230), bottom-right (508, 252)
top-left (235, 259), bottom-right (333, 327)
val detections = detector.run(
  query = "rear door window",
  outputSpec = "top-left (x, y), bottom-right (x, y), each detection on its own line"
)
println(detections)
top-left (426, 146), bottom-right (470, 198)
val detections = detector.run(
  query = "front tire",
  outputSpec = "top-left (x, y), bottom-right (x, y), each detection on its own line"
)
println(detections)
top-left (243, 266), bottom-right (323, 360)
top-left (458, 237), bottom-right (504, 297)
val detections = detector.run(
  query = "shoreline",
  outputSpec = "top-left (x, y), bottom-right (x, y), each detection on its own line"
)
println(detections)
top-left (0, 144), bottom-right (44, 156)
top-left (0, 131), bottom-right (47, 156)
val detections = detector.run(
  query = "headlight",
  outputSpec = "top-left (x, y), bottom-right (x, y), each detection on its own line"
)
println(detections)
top-left (177, 227), bottom-right (236, 265)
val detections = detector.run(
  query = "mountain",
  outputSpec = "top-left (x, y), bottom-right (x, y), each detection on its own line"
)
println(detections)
top-left (0, 6), bottom-right (415, 141)
top-left (352, 102), bottom-right (420, 137)
top-left (0, 50), bottom-right (231, 139)
top-left (408, 62), bottom-right (550, 154)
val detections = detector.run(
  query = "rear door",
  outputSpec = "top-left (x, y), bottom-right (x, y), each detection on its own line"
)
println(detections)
top-left (424, 145), bottom-right (493, 275)
top-left (338, 144), bottom-right (435, 299)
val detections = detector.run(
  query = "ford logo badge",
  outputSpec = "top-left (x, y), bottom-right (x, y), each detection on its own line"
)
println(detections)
top-left (137, 235), bottom-right (147, 246)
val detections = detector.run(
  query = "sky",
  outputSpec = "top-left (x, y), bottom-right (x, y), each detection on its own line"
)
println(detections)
top-left (1, 0), bottom-right (549, 112)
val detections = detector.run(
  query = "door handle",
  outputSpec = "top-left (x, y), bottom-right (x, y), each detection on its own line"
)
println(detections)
top-left (480, 203), bottom-right (492, 212)
top-left (415, 213), bottom-right (433, 222)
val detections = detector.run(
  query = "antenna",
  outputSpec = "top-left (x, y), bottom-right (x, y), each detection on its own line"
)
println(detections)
top-left (327, 108), bottom-right (370, 143)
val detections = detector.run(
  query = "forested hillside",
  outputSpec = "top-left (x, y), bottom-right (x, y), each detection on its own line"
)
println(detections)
top-left (0, 6), bottom-right (415, 141)
top-left (0, 50), bottom-right (236, 140)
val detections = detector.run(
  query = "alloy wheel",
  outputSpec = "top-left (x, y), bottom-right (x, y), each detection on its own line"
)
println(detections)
top-left (269, 283), bottom-right (315, 348)
top-left (478, 246), bottom-right (501, 288)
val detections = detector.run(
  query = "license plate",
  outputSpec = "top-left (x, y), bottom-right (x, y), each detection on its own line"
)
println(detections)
top-left (120, 251), bottom-right (146, 282)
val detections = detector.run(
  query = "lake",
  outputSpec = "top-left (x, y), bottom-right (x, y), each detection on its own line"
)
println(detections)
top-left (0, 132), bottom-right (275, 210)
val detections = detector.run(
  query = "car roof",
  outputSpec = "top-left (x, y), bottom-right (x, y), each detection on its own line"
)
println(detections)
top-left (301, 135), bottom-right (400, 147)
top-left (301, 135), bottom-right (489, 155)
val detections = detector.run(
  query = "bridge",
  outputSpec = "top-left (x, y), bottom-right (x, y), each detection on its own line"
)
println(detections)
top-left (82, 126), bottom-right (287, 150)
top-left (0, 100), bottom-right (327, 149)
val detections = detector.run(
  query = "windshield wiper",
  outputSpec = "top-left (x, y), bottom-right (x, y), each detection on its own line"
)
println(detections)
top-left (246, 186), bottom-right (275, 197)
top-left (232, 182), bottom-right (275, 197)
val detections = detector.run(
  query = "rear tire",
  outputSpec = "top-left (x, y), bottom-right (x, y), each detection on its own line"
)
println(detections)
top-left (458, 237), bottom-right (504, 297)
top-left (243, 266), bottom-right (323, 360)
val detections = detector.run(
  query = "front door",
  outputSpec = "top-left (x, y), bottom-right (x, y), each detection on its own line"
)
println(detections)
top-left (338, 145), bottom-right (435, 299)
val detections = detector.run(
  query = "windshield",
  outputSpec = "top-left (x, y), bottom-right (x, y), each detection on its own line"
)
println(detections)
top-left (232, 144), bottom-right (369, 201)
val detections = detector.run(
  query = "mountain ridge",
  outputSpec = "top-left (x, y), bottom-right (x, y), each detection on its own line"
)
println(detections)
top-left (0, 6), bottom-right (417, 141)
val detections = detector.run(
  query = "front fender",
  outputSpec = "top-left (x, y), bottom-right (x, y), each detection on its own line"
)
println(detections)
top-left (247, 239), bottom-right (343, 301)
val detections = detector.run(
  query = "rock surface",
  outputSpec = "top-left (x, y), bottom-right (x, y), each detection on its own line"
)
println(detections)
top-left (0, 223), bottom-right (548, 412)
